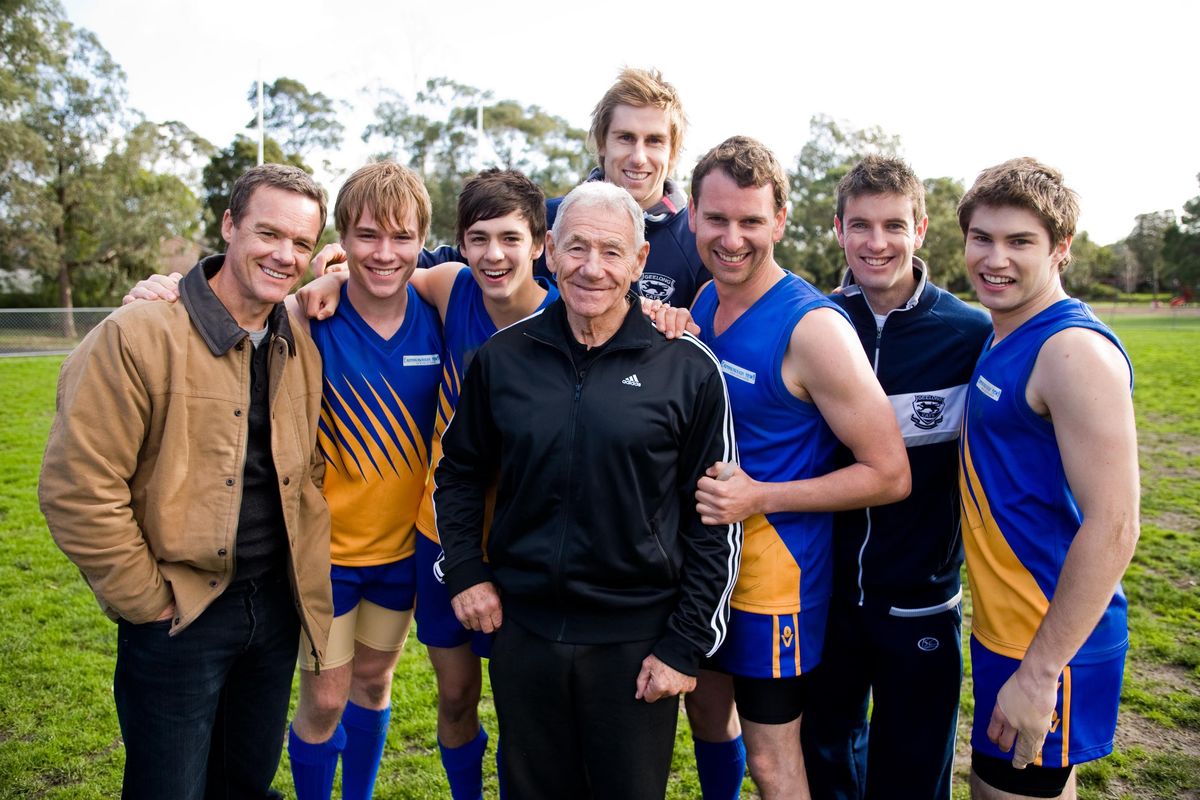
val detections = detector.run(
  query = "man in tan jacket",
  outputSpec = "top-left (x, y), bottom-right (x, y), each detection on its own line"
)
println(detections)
top-left (39, 164), bottom-right (333, 800)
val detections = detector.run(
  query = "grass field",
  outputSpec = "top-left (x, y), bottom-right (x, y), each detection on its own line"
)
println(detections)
top-left (1, 315), bottom-right (1197, 799)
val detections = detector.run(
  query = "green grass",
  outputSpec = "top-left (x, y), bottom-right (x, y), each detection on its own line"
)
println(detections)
top-left (4, 314), bottom-right (1198, 797)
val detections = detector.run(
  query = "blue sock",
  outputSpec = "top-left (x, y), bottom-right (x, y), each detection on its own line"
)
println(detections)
top-left (693, 735), bottom-right (747, 800)
top-left (288, 723), bottom-right (346, 800)
top-left (340, 702), bottom-right (391, 800)
top-left (439, 726), bottom-right (488, 800)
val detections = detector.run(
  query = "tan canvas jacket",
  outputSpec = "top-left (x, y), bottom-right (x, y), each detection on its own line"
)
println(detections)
top-left (38, 257), bottom-right (332, 663)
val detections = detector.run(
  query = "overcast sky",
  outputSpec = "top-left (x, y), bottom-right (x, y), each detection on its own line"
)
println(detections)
top-left (62, 0), bottom-right (1200, 245)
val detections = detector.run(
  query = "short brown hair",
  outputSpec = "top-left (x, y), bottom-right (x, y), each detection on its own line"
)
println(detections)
top-left (455, 168), bottom-right (547, 246)
top-left (957, 157), bottom-right (1079, 270)
top-left (692, 136), bottom-right (788, 212)
top-left (229, 163), bottom-right (327, 234)
top-left (589, 67), bottom-right (687, 172)
top-left (334, 161), bottom-right (432, 241)
top-left (836, 155), bottom-right (925, 223)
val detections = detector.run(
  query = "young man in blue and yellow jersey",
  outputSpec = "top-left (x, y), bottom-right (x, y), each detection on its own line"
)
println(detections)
top-left (302, 168), bottom-right (558, 799)
top-left (955, 159), bottom-right (1139, 800)
top-left (800, 156), bottom-right (992, 800)
top-left (684, 137), bottom-right (910, 800)
top-left (281, 161), bottom-right (443, 800)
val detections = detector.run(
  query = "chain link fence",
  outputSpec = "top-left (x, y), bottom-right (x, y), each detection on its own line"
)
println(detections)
top-left (0, 308), bottom-right (117, 357)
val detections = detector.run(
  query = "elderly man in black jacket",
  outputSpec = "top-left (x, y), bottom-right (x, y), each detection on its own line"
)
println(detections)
top-left (434, 180), bottom-right (740, 800)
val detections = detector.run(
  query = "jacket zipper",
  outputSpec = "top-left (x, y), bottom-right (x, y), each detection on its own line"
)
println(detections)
top-left (858, 321), bottom-right (885, 606)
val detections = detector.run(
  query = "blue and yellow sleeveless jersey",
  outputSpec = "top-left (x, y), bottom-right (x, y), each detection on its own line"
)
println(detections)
top-left (309, 282), bottom-right (442, 566)
top-left (692, 272), bottom-right (846, 677)
top-left (416, 267), bottom-right (558, 541)
top-left (959, 298), bottom-right (1131, 663)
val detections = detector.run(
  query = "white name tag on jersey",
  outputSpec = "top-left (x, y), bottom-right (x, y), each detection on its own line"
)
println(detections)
top-left (975, 375), bottom-right (1002, 401)
top-left (721, 360), bottom-right (756, 384)
top-left (403, 354), bottom-right (441, 367)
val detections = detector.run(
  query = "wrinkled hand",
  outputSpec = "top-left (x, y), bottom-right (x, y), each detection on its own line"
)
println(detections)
top-left (989, 669), bottom-right (1059, 768)
top-left (310, 242), bottom-right (348, 278)
top-left (696, 461), bottom-right (756, 525)
top-left (122, 272), bottom-right (183, 305)
top-left (640, 298), bottom-right (700, 339)
top-left (295, 271), bottom-right (348, 320)
top-left (450, 582), bottom-right (503, 634)
top-left (635, 653), bottom-right (696, 702)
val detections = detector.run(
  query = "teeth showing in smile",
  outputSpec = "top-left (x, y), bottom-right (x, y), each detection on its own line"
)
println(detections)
top-left (981, 274), bottom-right (1015, 286)
top-left (482, 269), bottom-right (510, 279)
top-left (862, 256), bottom-right (891, 266)
top-left (623, 170), bottom-right (651, 181)
top-left (716, 251), bottom-right (748, 264)
top-left (262, 267), bottom-right (288, 280)
top-left (368, 267), bottom-right (398, 277)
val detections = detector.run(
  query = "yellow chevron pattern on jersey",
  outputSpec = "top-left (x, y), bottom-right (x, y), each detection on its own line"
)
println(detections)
top-left (321, 372), bottom-right (431, 565)
top-left (731, 513), bottom-right (801, 615)
top-left (959, 420), bottom-right (1049, 659)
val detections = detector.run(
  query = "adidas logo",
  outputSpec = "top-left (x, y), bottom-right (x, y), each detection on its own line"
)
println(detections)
top-left (622, 374), bottom-right (642, 388)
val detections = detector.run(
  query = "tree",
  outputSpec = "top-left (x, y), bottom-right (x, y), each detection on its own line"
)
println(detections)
top-left (778, 115), bottom-right (901, 291)
top-left (1125, 210), bottom-right (1175, 299)
top-left (1063, 231), bottom-right (1117, 299)
top-left (363, 77), bottom-right (588, 245)
top-left (1162, 174), bottom-right (1200, 298)
top-left (246, 76), bottom-right (344, 161)
top-left (920, 176), bottom-right (968, 292)
top-left (200, 134), bottom-right (308, 251)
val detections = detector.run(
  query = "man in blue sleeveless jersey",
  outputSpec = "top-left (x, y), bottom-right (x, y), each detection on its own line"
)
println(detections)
top-left (686, 137), bottom-right (910, 800)
top-left (801, 156), bottom-right (992, 800)
top-left (956, 158), bottom-right (1139, 800)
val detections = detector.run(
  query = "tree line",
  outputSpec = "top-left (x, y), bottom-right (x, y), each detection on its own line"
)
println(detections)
top-left (3, 0), bottom-right (1198, 312)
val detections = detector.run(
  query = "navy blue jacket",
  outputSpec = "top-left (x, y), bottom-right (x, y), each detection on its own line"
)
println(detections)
top-left (828, 260), bottom-right (991, 611)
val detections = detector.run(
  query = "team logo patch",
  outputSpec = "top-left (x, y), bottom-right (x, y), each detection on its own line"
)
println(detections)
top-left (403, 354), bottom-right (441, 367)
top-left (910, 394), bottom-right (946, 430)
top-left (917, 637), bottom-right (940, 651)
top-left (781, 625), bottom-right (794, 648)
top-left (976, 374), bottom-right (1002, 401)
top-left (639, 272), bottom-right (676, 302)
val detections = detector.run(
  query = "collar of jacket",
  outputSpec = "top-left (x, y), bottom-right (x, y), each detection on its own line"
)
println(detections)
top-left (583, 167), bottom-right (687, 226)
top-left (524, 291), bottom-right (653, 355)
top-left (179, 254), bottom-right (297, 357)
top-left (838, 256), bottom-right (934, 315)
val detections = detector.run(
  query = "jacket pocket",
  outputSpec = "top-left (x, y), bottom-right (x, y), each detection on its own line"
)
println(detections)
top-left (648, 519), bottom-right (678, 583)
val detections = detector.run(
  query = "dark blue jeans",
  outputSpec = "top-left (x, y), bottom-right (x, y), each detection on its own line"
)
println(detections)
top-left (114, 573), bottom-right (299, 800)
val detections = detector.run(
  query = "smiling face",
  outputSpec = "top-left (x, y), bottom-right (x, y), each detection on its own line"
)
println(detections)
top-left (598, 104), bottom-right (672, 211)
top-left (689, 169), bottom-right (786, 292)
top-left (965, 204), bottom-right (1071, 331)
top-left (215, 185), bottom-right (322, 330)
top-left (342, 205), bottom-right (422, 302)
top-left (460, 211), bottom-right (543, 303)
top-left (547, 202), bottom-right (648, 340)
top-left (835, 192), bottom-right (928, 313)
